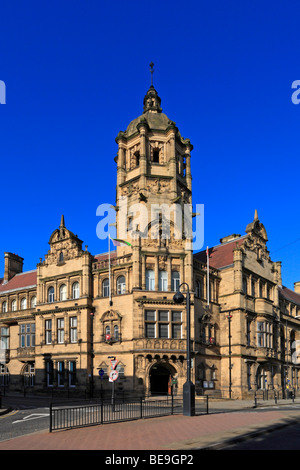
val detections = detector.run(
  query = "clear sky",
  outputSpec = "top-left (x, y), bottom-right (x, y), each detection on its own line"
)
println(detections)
top-left (0, 0), bottom-right (300, 289)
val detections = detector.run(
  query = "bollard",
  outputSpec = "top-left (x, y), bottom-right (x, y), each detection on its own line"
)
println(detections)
top-left (254, 391), bottom-right (257, 408)
top-left (206, 395), bottom-right (209, 414)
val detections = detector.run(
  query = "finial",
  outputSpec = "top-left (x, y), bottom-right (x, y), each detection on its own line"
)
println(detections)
top-left (149, 62), bottom-right (154, 87)
top-left (60, 214), bottom-right (65, 227)
top-left (254, 209), bottom-right (258, 221)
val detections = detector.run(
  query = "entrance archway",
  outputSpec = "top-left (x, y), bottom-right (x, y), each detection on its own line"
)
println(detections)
top-left (149, 362), bottom-right (176, 396)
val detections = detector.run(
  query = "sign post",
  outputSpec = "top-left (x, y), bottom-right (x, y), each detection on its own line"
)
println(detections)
top-left (98, 368), bottom-right (104, 399)
top-left (108, 356), bottom-right (118, 411)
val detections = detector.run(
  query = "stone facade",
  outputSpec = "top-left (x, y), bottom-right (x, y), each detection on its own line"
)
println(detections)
top-left (1, 85), bottom-right (300, 399)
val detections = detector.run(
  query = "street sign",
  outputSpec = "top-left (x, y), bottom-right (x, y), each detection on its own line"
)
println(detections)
top-left (110, 359), bottom-right (118, 370)
top-left (98, 368), bottom-right (105, 379)
top-left (109, 370), bottom-right (118, 382)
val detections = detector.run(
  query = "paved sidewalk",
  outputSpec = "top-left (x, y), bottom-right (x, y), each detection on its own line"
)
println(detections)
top-left (1, 398), bottom-right (300, 450)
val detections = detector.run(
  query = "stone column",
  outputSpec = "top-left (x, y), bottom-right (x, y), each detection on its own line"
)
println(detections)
top-left (167, 256), bottom-right (172, 291)
top-left (155, 256), bottom-right (159, 291)
top-left (185, 143), bottom-right (192, 191)
top-left (233, 247), bottom-right (243, 292)
top-left (137, 122), bottom-right (148, 191)
top-left (141, 254), bottom-right (146, 290)
top-left (167, 129), bottom-right (177, 200)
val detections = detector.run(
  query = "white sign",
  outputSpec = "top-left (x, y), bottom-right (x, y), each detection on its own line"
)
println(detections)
top-left (109, 370), bottom-right (119, 382)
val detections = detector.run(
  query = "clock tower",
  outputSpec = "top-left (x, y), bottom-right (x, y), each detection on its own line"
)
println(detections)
top-left (114, 66), bottom-right (194, 290)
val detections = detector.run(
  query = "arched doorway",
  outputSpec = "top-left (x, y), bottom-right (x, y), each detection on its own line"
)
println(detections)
top-left (149, 362), bottom-right (176, 396)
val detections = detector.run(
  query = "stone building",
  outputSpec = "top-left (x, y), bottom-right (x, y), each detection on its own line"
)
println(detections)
top-left (1, 82), bottom-right (300, 399)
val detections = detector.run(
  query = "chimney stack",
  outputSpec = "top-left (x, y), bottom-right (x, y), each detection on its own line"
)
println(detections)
top-left (4, 252), bottom-right (24, 283)
top-left (294, 281), bottom-right (300, 295)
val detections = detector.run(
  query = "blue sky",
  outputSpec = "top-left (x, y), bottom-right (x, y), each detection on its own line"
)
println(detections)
top-left (0, 0), bottom-right (300, 289)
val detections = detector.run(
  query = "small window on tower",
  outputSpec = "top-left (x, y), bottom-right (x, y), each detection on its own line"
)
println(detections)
top-left (153, 149), bottom-right (159, 163)
top-left (135, 151), bottom-right (140, 167)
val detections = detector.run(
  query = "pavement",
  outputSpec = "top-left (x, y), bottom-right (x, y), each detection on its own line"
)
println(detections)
top-left (1, 396), bottom-right (300, 451)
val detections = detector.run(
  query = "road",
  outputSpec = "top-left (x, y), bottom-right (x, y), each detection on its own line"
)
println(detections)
top-left (223, 422), bottom-right (300, 450)
top-left (0, 407), bottom-right (50, 442)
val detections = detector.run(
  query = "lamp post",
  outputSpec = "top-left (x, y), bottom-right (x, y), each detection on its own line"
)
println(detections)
top-left (173, 282), bottom-right (195, 416)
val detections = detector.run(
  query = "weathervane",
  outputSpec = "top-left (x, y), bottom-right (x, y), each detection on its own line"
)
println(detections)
top-left (150, 62), bottom-right (154, 86)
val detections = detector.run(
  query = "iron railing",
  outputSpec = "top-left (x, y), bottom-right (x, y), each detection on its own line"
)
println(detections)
top-left (49, 397), bottom-right (183, 432)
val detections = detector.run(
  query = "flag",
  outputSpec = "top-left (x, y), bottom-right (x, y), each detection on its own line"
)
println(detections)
top-left (111, 238), bottom-right (132, 247)
top-left (206, 246), bottom-right (209, 307)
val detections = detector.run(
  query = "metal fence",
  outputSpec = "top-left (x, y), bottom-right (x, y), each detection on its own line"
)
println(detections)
top-left (49, 397), bottom-right (183, 432)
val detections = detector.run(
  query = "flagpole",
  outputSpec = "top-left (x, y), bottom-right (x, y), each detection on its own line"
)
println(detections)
top-left (108, 235), bottom-right (112, 306)
top-left (206, 246), bottom-right (209, 308)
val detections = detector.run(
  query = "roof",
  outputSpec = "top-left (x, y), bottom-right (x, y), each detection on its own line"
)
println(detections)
top-left (279, 286), bottom-right (300, 307)
top-left (0, 270), bottom-right (37, 294)
top-left (94, 252), bottom-right (117, 262)
top-left (194, 236), bottom-right (246, 269)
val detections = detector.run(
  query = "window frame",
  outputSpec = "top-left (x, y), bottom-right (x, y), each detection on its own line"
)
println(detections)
top-left (145, 269), bottom-right (155, 291)
top-left (57, 318), bottom-right (65, 344)
top-left (59, 284), bottom-right (67, 301)
top-left (45, 319), bottom-right (52, 345)
top-left (117, 275), bottom-right (126, 295)
top-left (72, 281), bottom-right (80, 300)
top-left (48, 286), bottom-right (55, 303)
top-left (144, 309), bottom-right (182, 339)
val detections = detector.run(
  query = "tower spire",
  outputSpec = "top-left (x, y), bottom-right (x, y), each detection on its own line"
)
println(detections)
top-left (149, 62), bottom-right (154, 87)
top-left (60, 214), bottom-right (65, 228)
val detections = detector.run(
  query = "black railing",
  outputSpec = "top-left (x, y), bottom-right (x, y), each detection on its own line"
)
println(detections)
top-left (49, 397), bottom-right (183, 432)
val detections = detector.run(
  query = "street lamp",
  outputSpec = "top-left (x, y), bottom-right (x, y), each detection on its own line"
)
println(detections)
top-left (173, 283), bottom-right (195, 416)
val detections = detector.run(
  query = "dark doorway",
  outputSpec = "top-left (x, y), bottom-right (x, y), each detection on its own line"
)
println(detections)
top-left (150, 364), bottom-right (171, 396)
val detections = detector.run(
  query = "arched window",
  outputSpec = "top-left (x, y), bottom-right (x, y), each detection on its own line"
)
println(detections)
top-left (31, 296), bottom-right (37, 308)
top-left (48, 286), bottom-right (55, 303)
top-left (158, 271), bottom-right (168, 291)
top-left (195, 278), bottom-right (204, 298)
top-left (59, 252), bottom-right (64, 263)
top-left (114, 325), bottom-right (119, 341)
top-left (2, 301), bottom-right (7, 313)
top-left (102, 279), bottom-right (109, 297)
top-left (11, 299), bottom-right (17, 311)
top-left (117, 276), bottom-right (126, 295)
top-left (171, 271), bottom-right (180, 292)
top-left (105, 325), bottom-right (111, 340)
top-left (146, 270), bottom-right (155, 291)
top-left (72, 282), bottom-right (80, 299)
top-left (20, 298), bottom-right (27, 310)
top-left (59, 284), bottom-right (67, 301)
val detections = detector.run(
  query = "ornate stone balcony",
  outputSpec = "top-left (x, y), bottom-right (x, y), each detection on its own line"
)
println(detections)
top-left (17, 347), bottom-right (35, 358)
top-left (133, 338), bottom-right (186, 352)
